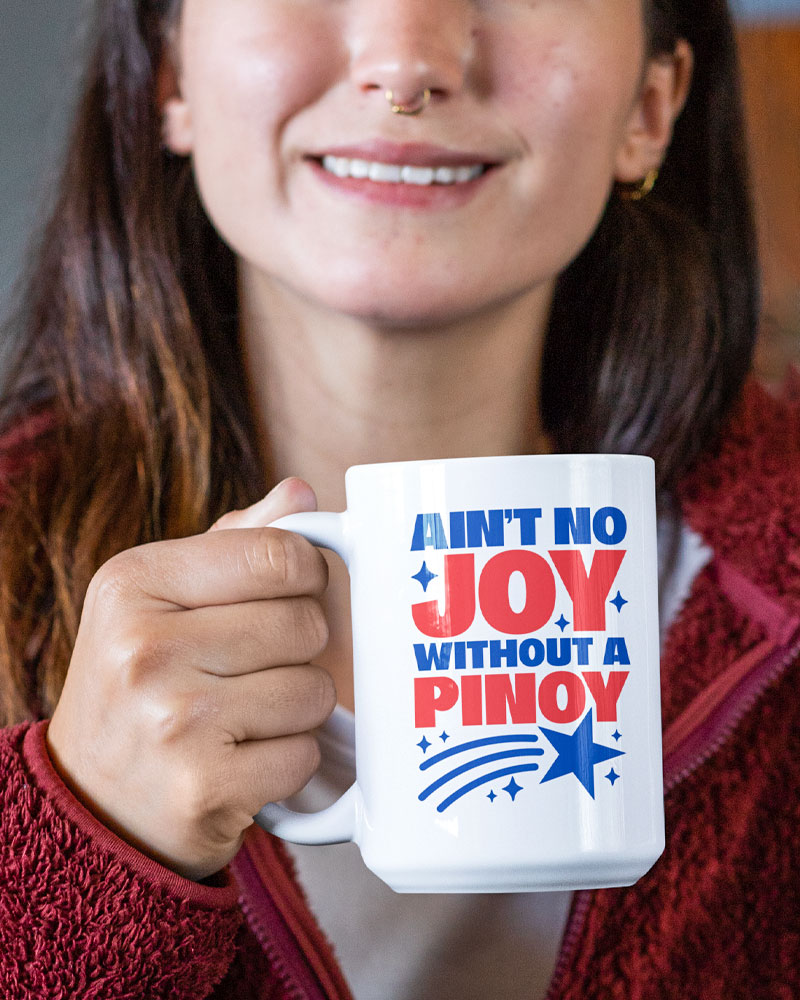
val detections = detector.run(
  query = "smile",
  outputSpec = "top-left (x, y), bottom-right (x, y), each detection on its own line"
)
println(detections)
top-left (320, 155), bottom-right (486, 186)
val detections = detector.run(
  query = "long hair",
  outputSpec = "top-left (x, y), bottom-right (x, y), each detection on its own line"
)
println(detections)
top-left (0, 0), bottom-right (758, 725)
top-left (543, 0), bottom-right (758, 476)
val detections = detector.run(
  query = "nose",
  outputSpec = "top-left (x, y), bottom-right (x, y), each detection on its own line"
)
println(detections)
top-left (348, 0), bottom-right (475, 109)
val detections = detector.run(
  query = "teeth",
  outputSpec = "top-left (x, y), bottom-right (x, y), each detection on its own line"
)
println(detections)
top-left (454, 166), bottom-right (481, 182)
top-left (369, 162), bottom-right (402, 183)
top-left (401, 165), bottom-right (435, 186)
top-left (321, 155), bottom-right (485, 185)
top-left (349, 158), bottom-right (370, 179)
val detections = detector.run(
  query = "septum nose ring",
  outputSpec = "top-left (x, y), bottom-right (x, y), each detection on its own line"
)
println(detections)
top-left (386, 88), bottom-right (431, 116)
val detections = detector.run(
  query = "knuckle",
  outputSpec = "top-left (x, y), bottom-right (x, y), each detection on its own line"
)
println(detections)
top-left (255, 528), bottom-right (294, 588)
top-left (177, 761), bottom-right (219, 826)
top-left (310, 549), bottom-right (330, 596)
top-left (261, 734), bottom-right (321, 801)
top-left (87, 548), bottom-right (154, 617)
top-left (87, 553), bottom-right (133, 612)
top-left (108, 629), bottom-right (190, 686)
top-left (146, 687), bottom-right (219, 746)
top-left (306, 666), bottom-right (337, 721)
top-left (293, 597), bottom-right (329, 659)
top-left (105, 631), bottom-right (150, 685)
top-left (300, 732), bottom-right (323, 777)
top-left (289, 732), bottom-right (322, 784)
top-left (251, 529), bottom-right (328, 596)
top-left (151, 693), bottom-right (190, 743)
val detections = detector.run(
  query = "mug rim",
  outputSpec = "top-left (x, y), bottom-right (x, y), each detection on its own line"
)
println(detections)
top-left (345, 453), bottom-right (655, 478)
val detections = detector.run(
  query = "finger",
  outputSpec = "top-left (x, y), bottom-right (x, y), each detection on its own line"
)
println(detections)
top-left (213, 664), bottom-right (337, 743)
top-left (225, 733), bottom-right (324, 818)
top-left (208, 477), bottom-right (317, 532)
top-left (90, 525), bottom-right (329, 614)
top-left (172, 596), bottom-right (330, 675)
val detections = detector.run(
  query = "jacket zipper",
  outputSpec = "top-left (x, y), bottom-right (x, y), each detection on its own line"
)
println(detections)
top-left (234, 845), bottom-right (321, 1000)
top-left (543, 889), bottom-right (593, 1000)
top-left (542, 622), bottom-right (800, 1000)
top-left (238, 898), bottom-right (307, 1000)
top-left (661, 552), bottom-right (800, 793)
top-left (233, 831), bottom-right (354, 1000)
top-left (662, 629), bottom-right (800, 794)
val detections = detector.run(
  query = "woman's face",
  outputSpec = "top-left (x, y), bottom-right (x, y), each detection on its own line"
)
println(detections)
top-left (164, 0), bottom-right (676, 326)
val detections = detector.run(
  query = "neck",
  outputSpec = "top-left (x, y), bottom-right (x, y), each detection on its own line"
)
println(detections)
top-left (239, 272), bottom-right (554, 512)
top-left (238, 270), bottom-right (554, 710)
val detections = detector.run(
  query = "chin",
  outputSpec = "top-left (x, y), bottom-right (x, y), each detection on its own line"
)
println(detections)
top-left (328, 294), bottom-right (481, 331)
top-left (309, 271), bottom-right (496, 330)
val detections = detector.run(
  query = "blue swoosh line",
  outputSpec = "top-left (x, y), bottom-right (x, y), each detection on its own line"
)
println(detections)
top-left (436, 764), bottom-right (543, 813)
top-left (419, 749), bottom-right (545, 801)
top-left (420, 734), bottom-right (540, 771)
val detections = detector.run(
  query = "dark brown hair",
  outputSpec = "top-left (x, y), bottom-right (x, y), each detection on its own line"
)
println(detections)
top-left (543, 0), bottom-right (758, 477)
top-left (0, 0), bottom-right (758, 725)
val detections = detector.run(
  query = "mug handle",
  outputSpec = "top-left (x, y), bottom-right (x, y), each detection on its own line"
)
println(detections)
top-left (253, 510), bottom-right (358, 845)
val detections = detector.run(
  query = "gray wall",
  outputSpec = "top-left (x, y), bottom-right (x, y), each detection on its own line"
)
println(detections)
top-left (0, 1), bottom-right (86, 319)
top-left (1, 0), bottom-right (799, 325)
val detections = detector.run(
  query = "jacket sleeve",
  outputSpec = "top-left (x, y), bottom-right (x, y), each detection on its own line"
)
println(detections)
top-left (0, 719), bottom-right (245, 999)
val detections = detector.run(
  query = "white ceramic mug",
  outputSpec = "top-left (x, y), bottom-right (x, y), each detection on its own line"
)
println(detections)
top-left (255, 455), bottom-right (664, 893)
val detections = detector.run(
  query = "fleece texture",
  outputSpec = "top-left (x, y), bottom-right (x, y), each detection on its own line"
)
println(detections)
top-left (0, 376), bottom-right (798, 999)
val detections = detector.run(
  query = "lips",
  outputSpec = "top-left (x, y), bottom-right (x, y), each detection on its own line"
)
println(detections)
top-left (305, 139), bottom-right (499, 207)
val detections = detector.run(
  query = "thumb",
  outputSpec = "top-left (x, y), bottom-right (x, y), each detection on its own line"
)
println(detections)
top-left (208, 477), bottom-right (318, 531)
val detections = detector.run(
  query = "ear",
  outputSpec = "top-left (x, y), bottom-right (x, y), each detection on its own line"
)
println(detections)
top-left (156, 45), bottom-right (193, 156)
top-left (614, 40), bottom-right (693, 184)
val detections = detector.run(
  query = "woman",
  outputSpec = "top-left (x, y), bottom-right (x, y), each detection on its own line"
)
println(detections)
top-left (0, 0), bottom-right (797, 997)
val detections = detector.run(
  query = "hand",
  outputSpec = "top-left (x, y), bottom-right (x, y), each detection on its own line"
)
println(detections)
top-left (46, 478), bottom-right (336, 881)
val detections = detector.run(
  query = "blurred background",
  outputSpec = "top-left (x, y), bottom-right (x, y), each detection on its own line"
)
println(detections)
top-left (1, 1), bottom-right (798, 380)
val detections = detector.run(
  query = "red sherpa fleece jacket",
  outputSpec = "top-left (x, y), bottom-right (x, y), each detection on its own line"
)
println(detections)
top-left (1, 377), bottom-right (799, 1000)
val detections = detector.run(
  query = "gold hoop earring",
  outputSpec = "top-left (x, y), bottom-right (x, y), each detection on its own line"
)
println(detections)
top-left (619, 168), bottom-right (659, 201)
top-left (386, 88), bottom-right (431, 116)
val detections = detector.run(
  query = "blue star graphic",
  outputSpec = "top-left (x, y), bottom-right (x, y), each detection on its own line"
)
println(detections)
top-left (439, 731), bottom-right (450, 743)
top-left (412, 561), bottom-right (438, 592)
top-left (606, 768), bottom-right (620, 786)
top-left (417, 735), bottom-right (432, 754)
top-left (487, 790), bottom-right (497, 803)
top-left (503, 777), bottom-right (523, 801)
top-left (539, 710), bottom-right (625, 799)
top-left (610, 591), bottom-right (628, 613)
top-left (555, 614), bottom-right (570, 632)
top-left (612, 729), bottom-right (622, 742)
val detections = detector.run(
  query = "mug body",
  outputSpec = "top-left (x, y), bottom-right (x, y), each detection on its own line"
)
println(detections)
top-left (344, 454), bottom-right (663, 892)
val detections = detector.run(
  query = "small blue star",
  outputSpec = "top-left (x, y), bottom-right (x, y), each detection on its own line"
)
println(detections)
top-left (417, 735), bottom-right (432, 754)
top-left (503, 777), bottom-right (523, 801)
top-left (412, 561), bottom-right (438, 592)
top-left (606, 768), bottom-right (620, 786)
top-left (610, 591), bottom-right (628, 613)
top-left (555, 614), bottom-right (570, 632)
top-left (612, 729), bottom-right (622, 742)
top-left (439, 731), bottom-right (450, 743)
top-left (487, 790), bottom-right (497, 803)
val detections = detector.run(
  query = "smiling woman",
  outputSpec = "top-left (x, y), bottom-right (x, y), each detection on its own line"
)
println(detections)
top-left (160, 0), bottom-right (690, 327)
top-left (0, 0), bottom-right (797, 999)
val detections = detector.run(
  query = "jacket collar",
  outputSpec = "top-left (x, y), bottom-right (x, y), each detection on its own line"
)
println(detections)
top-left (677, 372), bottom-right (800, 621)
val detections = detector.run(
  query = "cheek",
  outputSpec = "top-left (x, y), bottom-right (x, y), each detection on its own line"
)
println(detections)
top-left (180, 9), bottom-right (341, 230)
top-left (502, 31), bottom-right (635, 168)
top-left (492, 32), bottom-right (639, 251)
